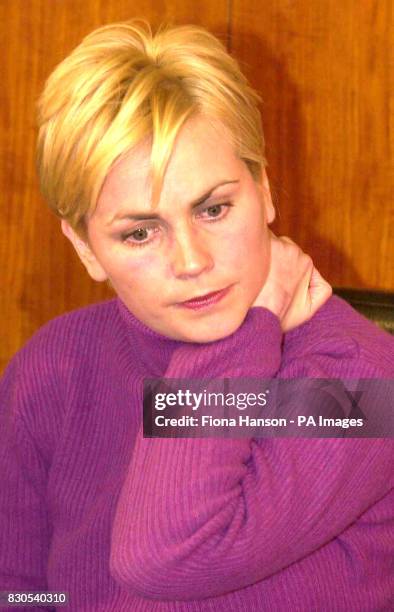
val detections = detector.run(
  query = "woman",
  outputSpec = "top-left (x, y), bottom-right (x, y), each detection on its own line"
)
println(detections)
top-left (0, 19), bottom-right (392, 611)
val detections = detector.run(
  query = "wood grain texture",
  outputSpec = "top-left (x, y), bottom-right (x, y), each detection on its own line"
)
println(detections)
top-left (0, 0), bottom-right (228, 371)
top-left (1, 1), bottom-right (393, 372)
top-left (231, 0), bottom-right (393, 290)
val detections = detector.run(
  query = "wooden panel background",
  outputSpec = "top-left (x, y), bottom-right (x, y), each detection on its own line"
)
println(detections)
top-left (0, 0), bottom-right (228, 372)
top-left (231, 1), bottom-right (393, 292)
top-left (1, 1), bottom-right (392, 371)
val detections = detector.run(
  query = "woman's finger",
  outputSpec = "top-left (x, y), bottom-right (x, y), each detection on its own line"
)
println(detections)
top-left (308, 267), bottom-right (333, 312)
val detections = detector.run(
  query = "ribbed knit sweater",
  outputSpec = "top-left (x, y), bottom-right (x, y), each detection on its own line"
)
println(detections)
top-left (0, 296), bottom-right (393, 611)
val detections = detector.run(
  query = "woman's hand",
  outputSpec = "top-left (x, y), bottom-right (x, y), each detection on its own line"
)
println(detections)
top-left (253, 232), bottom-right (332, 332)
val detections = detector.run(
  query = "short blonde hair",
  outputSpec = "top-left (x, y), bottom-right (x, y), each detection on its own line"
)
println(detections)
top-left (37, 19), bottom-right (266, 235)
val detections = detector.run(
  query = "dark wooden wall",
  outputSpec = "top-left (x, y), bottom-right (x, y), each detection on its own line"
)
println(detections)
top-left (1, 1), bottom-right (392, 371)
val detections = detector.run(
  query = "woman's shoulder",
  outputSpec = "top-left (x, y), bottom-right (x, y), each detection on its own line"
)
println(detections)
top-left (3, 298), bottom-right (120, 379)
top-left (31, 298), bottom-right (119, 340)
top-left (0, 300), bottom-right (120, 467)
top-left (283, 295), bottom-right (394, 377)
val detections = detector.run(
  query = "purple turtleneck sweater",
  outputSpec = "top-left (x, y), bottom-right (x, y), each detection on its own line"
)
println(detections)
top-left (0, 296), bottom-right (393, 611)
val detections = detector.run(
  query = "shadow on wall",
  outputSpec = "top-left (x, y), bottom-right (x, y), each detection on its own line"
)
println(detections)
top-left (232, 25), bottom-right (366, 289)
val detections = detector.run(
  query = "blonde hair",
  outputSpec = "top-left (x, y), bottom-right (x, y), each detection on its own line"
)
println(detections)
top-left (37, 19), bottom-right (266, 235)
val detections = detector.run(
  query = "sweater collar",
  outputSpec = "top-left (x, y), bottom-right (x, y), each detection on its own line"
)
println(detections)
top-left (116, 298), bottom-right (184, 377)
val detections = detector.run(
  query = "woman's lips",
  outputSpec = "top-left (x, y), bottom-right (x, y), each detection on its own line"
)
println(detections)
top-left (178, 286), bottom-right (232, 310)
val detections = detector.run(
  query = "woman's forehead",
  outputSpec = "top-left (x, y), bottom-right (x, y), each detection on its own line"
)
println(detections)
top-left (95, 117), bottom-right (242, 217)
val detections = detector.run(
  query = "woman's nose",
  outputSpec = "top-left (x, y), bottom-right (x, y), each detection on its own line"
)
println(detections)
top-left (170, 228), bottom-right (214, 278)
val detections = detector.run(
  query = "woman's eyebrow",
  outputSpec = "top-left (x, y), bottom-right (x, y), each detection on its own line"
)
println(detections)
top-left (106, 179), bottom-right (240, 225)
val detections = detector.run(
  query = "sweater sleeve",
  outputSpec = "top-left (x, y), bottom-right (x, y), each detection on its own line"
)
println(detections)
top-left (110, 306), bottom-right (394, 601)
top-left (0, 357), bottom-right (52, 611)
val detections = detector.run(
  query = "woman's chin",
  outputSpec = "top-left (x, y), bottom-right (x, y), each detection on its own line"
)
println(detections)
top-left (170, 312), bottom-right (246, 344)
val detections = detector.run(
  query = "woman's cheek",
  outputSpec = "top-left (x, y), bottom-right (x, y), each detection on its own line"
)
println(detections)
top-left (104, 248), bottom-right (155, 289)
top-left (124, 251), bottom-right (167, 286)
top-left (220, 223), bottom-right (265, 268)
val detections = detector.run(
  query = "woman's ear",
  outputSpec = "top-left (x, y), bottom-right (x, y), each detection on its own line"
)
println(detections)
top-left (61, 220), bottom-right (108, 282)
top-left (260, 168), bottom-right (276, 225)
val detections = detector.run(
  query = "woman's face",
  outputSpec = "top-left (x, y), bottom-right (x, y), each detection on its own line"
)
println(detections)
top-left (65, 115), bottom-right (275, 342)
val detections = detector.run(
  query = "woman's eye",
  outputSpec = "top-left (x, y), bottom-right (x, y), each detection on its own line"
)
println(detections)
top-left (121, 204), bottom-right (232, 247)
top-left (122, 226), bottom-right (158, 247)
top-left (205, 205), bottom-right (222, 218)
top-left (198, 203), bottom-right (232, 221)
